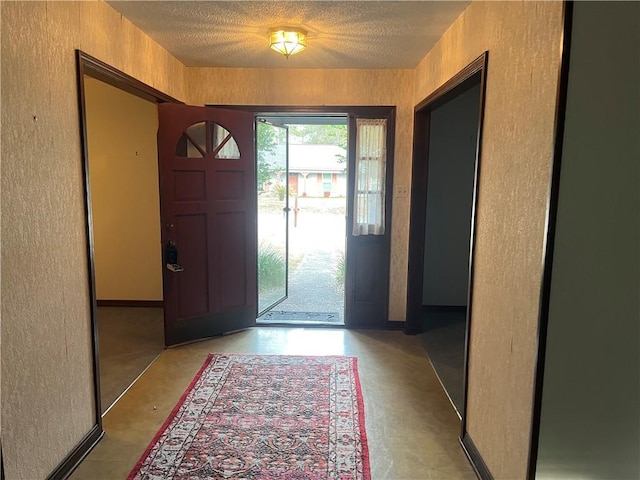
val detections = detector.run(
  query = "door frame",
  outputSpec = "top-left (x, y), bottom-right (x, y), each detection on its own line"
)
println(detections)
top-left (405, 52), bottom-right (489, 472)
top-left (74, 50), bottom-right (181, 453)
top-left (211, 105), bottom-right (396, 328)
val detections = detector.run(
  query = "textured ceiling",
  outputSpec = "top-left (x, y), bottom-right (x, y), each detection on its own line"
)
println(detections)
top-left (107, 1), bottom-right (470, 69)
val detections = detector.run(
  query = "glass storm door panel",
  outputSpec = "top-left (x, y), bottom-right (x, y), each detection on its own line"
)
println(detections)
top-left (256, 119), bottom-right (289, 316)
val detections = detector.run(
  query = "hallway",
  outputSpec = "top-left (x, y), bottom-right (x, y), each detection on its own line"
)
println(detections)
top-left (71, 327), bottom-right (474, 479)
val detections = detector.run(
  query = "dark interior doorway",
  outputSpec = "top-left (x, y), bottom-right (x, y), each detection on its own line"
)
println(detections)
top-left (420, 81), bottom-right (481, 414)
top-left (406, 53), bottom-right (487, 418)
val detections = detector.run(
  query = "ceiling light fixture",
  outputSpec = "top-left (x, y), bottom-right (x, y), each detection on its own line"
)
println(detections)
top-left (269, 27), bottom-right (307, 59)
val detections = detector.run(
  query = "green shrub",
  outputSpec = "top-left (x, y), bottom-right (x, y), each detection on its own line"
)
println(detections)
top-left (335, 251), bottom-right (345, 285)
top-left (258, 244), bottom-right (285, 292)
top-left (273, 184), bottom-right (291, 201)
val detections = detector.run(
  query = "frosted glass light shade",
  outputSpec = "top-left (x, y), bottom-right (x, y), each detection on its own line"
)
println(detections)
top-left (269, 28), bottom-right (307, 58)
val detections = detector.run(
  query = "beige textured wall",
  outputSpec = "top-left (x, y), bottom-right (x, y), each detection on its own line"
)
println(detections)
top-left (188, 68), bottom-right (415, 321)
top-left (85, 77), bottom-right (163, 301)
top-left (414, 1), bottom-right (563, 478)
top-left (0, 2), bottom-right (185, 478)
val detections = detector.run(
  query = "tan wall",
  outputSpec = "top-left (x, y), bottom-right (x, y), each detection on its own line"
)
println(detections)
top-left (187, 68), bottom-right (415, 321)
top-left (0, 2), bottom-right (185, 478)
top-left (85, 77), bottom-right (163, 301)
top-left (413, 1), bottom-right (563, 478)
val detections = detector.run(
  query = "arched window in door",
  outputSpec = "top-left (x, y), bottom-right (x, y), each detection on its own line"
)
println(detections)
top-left (175, 122), bottom-right (240, 160)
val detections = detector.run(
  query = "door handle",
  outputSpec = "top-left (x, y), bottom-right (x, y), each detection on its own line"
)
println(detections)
top-left (165, 240), bottom-right (184, 273)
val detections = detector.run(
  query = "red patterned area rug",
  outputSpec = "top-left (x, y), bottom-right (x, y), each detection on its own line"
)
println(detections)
top-left (128, 354), bottom-right (370, 479)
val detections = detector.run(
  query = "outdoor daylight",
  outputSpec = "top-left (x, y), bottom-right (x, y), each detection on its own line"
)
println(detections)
top-left (257, 119), bottom-right (348, 325)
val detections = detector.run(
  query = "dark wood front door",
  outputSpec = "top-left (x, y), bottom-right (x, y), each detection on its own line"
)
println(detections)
top-left (158, 104), bottom-right (256, 346)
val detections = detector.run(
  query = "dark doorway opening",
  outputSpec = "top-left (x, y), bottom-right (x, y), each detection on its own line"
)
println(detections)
top-left (419, 81), bottom-right (481, 414)
top-left (406, 53), bottom-right (487, 419)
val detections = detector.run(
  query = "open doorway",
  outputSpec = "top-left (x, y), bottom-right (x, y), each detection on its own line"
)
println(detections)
top-left (419, 80), bottom-right (480, 415)
top-left (256, 116), bottom-right (347, 326)
top-left (82, 71), bottom-right (166, 414)
top-left (406, 54), bottom-right (487, 418)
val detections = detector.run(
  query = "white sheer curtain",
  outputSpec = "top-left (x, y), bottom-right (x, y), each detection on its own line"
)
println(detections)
top-left (353, 118), bottom-right (387, 235)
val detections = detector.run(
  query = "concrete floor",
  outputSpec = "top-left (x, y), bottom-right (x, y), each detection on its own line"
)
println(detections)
top-left (257, 242), bottom-right (344, 325)
top-left (419, 308), bottom-right (467, 416)
top-left (97, 307), bottom-right (164, 413)
top-left (72, 327), bottom-right (475, 480)
top-left (257, 196), bottom-right (346, 325)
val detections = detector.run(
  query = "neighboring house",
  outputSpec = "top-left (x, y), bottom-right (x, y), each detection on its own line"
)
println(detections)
top-left (290, 144), bottom-right (347, 197)
top-left (264, 144), bottom-right (347, 197)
